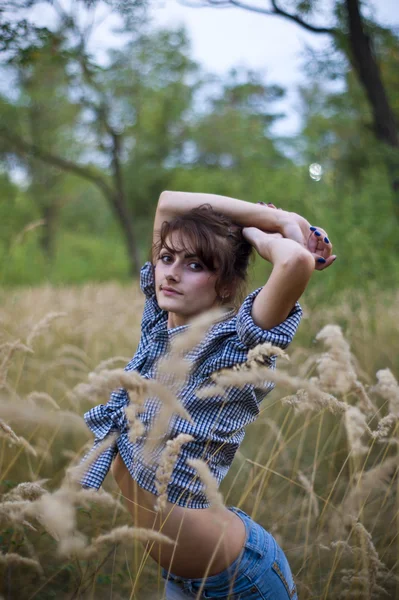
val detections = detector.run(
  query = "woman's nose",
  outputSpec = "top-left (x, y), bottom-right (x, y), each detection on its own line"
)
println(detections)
top-left (165, 263), bottom-right (181, 280)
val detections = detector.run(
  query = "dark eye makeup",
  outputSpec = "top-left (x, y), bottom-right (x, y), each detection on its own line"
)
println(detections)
top-left (159, 252), bottom-right (203, 270)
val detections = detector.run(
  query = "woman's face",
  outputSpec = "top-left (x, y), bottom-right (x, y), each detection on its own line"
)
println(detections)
top-left (154, 231), bottom-right (223, 328)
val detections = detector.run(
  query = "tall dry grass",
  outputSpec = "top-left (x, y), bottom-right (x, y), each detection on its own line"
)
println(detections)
top-left (0, 281), bottom-right (398, 599)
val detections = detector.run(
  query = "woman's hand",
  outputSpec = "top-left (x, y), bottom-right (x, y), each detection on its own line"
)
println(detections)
top-left (242, 227), bottom-right (313, 267)
top-left (282, 216), bottom-right (335, 271)
top-left (257, 202), bottom-right (336, 271)
top-left (243, 222), bottom-right (333, 272)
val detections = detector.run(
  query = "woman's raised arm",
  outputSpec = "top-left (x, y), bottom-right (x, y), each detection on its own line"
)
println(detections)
top-left (153, 191), bottom-right (333, 264)
top-left (154, 191), bottom-right (282, 246)
top-left (242, 227), bottom-right (334, 330)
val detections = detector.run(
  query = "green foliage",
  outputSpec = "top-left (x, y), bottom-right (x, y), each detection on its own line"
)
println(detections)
top-left (1, 164), bottom-right (397, 298)
top-left (0, 172), bottom-right (29, 244)
top-left (0, 1), bottom-right (397, 297)
top-left (0, 230), bottom-right (130, 285)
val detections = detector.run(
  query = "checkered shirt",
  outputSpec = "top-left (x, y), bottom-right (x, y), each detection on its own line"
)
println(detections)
top-left (79, 261), bottom-right (302, 508)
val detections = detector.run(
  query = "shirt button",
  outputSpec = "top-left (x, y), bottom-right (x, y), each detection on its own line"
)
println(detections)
top-left (251, 586), bottom-right (258, 593)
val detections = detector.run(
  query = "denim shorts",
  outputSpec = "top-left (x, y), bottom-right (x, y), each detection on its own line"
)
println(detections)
top-left (161, 506), bottom-right (298, 599)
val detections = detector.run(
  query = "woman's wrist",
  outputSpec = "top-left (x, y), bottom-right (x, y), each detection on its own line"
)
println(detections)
top-left (255, 204), bottom-right (286, 234)
top-left (257, 208), bottom-right (307, 237)
top-left (261, 236), bottom-right (313, 267)
top-left (279, 211), bottom-right (310, 235)
top-left (256, 203), bottom-right (309, 236)
top-left (243, 227), bottom-right (312, 268)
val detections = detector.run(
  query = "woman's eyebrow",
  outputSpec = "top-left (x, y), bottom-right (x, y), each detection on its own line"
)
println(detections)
top-left (163, 249), bottom-right (198, 259)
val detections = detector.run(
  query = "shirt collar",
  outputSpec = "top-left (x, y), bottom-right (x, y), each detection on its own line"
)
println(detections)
top-left (152, 307), bottom-right (236, 337)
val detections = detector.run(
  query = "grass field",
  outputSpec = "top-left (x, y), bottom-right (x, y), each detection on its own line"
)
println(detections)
top-left (0, 281), bottom-right (398, 599)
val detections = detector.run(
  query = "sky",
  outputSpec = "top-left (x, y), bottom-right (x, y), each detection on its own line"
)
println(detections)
top-left (151, 0), bottom-right (336, 136)
top-left (150, 0), bottom-right (398, 77)
top-left (15, 0), bottom-right (399, 139)
top-left (85, 0), bottom-right (398, 136)
top-left (4, 0), bottom-right (395, 188)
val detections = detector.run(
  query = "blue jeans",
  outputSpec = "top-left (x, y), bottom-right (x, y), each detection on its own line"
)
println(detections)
top-left (162, 506), bottom-right (298, 599)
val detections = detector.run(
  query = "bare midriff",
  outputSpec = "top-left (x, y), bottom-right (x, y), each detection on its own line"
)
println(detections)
top-left (111, 452), bottom-right (247, 579)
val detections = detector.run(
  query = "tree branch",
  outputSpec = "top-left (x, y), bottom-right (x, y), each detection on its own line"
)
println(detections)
top-left (179, 0), bottom-right (337, 34)
top-left (269, 0), bottom-right (337, 34)
top-left (67, 27), bottom-right (141, 275)
top-left (0, 126), bottom-right (114, 199)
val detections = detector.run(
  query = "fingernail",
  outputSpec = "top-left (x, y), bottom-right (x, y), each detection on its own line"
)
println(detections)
top-left (257, 202), bottom-right (266, 205)
top-left (324, 237), bottom-right (329, 243)
top-left (317, 257), bottom-right (326, 264)
top-left (310, 226), bottom-right (316, 231)
top-left (314, 231), bottom-right (321, 236)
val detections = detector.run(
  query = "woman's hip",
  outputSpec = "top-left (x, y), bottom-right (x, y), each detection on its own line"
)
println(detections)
top-left (162, 506), bottom-right (298, 599)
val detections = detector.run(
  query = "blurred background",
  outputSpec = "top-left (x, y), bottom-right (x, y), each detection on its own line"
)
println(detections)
top-left (0, 0), bottom-right (398, 297)
top-left (1, 3), bottom-right (399, 598)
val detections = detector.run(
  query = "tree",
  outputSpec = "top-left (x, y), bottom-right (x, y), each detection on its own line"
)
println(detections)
top-left (7, 33), bottom-right (83, 260)
top-left (0, 6), bottom-right (199, 275)
top-left (181, 0), bottom-right (399, 216)
top-left (0, 0), bottom-right (148, 55)
top-left (166, 66), bottom-right (295, 211)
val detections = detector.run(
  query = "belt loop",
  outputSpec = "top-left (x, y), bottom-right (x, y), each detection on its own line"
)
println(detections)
top-left (184, 580), bottom-right (196, 595)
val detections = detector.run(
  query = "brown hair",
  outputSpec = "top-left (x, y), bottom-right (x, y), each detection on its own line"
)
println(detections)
top-left (151, 204), bottom-right (255, 312)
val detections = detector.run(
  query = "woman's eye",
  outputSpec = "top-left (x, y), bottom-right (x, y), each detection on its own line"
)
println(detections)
top-left (159, 255), bottom-right (202, 270)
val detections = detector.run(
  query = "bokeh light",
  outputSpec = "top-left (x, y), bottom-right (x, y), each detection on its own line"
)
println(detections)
top-left (309, 163), bottom-right (323, 181)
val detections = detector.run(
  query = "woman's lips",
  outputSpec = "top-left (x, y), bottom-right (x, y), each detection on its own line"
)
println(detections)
top-left (161, 287), bottom-right (182, 296)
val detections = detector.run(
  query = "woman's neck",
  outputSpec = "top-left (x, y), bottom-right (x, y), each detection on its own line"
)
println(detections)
top-left (166, 307), bottom-right (235, 330)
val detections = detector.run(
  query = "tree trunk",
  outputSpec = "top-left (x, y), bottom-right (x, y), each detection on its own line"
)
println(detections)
top-left (111, 190), bottom-right (142, 278)
top-left (345, 0), bottom-right (399, 216)
top-left (39, 203), bottom-right (58, 260)
top-left (109, 131), bottom-right (142, 277)
top-left (0, 127), bottom-right (142, 277)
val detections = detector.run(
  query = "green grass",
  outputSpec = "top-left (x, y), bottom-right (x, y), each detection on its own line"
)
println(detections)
top-left (0, 231), bottom-right (131, 286)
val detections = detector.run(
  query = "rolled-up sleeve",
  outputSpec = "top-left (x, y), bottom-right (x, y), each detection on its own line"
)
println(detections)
top-left (79, 441), bottom-right (118, 490)
top-left (139, 261), bottom-right (164, 334)
top-left (236, 287), bottom-right (302, 350)
top-left (140, 261), bottom-right (156, 298)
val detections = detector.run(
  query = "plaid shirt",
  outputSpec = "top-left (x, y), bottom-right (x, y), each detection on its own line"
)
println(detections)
top-left (79, 261), bottom-right (302, 508)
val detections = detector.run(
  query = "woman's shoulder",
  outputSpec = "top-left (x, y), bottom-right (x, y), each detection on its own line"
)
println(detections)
top-left (235, 286), bottom-right (302, 350)
top-left (208, 287), bottom-right (302, 351)
top-left (193, 287), bottom-right (302, 378)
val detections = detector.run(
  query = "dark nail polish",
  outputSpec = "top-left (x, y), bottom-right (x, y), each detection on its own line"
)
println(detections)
top-left (324, 237), bottom-right (329, 243)
top-left (310, 226), bottom-right (316, 231)
top-left (315, 231), bottom-right (321, 236)
top-left (317, 257), bottom-right (326, 263)
top-left (257, 202), bottom-right (266, 205)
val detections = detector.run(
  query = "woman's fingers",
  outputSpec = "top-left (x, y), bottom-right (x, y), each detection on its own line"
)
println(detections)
top-left (256, 205), bottom-right (335, 264)
top-left (313, 254), bottom-right (337, 271)
top-left (309, 226), bottom-right (332, 258)
top-left (257, 202), bottom-right (282, 210)
top-left (308, 231), bottom-right (318, 254)
top-left (308, 225), bottom-right (335, 268)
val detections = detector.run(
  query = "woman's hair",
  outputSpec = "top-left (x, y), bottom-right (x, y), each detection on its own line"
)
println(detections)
top-left (151, 203), bottom-right (255, 311)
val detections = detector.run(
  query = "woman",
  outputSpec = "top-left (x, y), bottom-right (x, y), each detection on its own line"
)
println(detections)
top-left (80, 191), bottom-right (335, 599)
